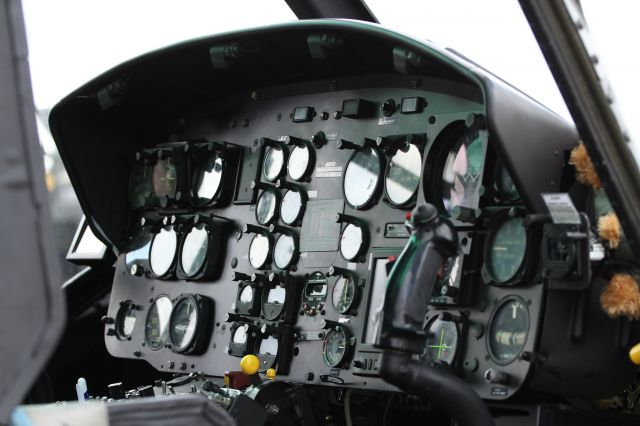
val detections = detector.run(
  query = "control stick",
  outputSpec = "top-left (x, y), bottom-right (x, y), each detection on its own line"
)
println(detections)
top-left (375, 203), bottom-right (494, 426)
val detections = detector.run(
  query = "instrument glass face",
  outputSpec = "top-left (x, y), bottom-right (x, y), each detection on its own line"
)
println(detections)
top-left (256, 190), bottom-right (278, 225)
top-left (340, 223), bottom-right (363, 261)
top-left (343, 147), bottom-right (381, 208)
top-left (332, 276), bottom-right (357, 314)
top-left (152, 158), bottom-right (178, 198)
top-left (258, 335), bottom-right (279, 355)
top-left (266, 285), bottom-right (286, 304)
top-left (169, 296), bottom-right (199, 351)
top-left (144, 296), bottom-right (172, 350)
top-left (288, 144), bottom-right (310, 181)
top-left (149, 227), bottom-right (178, 276)
top-left (386, 143), bottom-right (422, 205)
top-left (249, 234), bottom-right (271, 269)
top-left (422, 318), bottom-right (458, 365)
top-left (239, 285), bottom-right (254, 303)
top-left (180, 226), bottom-right (208, 277)
top-left (193, 151), bottom-right (224, 204)
top-left (302, 271), bottom-right (328, 315)
top-left (263, 146), bottom-right (285, 182)
top-left (323, 327), bottom-right (348, 367)
top-left (125, 228), bottom-right (153, 271)
top-left (273, 234), bottom-right (296, 269)
top-left (280, 189), bottom-right (303, 225)
top-left (115, 301), bottom-right (137, 339)
top-left (441, 130), bottom-right (484, 216)
top-left (232, 325), bottom-right (248, 344)
top-left (128, 161), bottom-right (153, 208)
top-left (489, 297), bottom-right (529, 364)
top-left (488, 217), bottom-right (527, 283)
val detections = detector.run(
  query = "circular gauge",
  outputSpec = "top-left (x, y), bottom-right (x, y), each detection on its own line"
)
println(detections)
top-left (343, 147), bottom-right (382, 209)
top-left (193, 150), bottom-right (224, 205)
top-left (488, 296), bottom-right (530, 364)
top-left (169, 295), bottom-right (199, 352)
top-left (128, 161), bottom-right (153, 208)
top-left (332, 276), bottom-right (357, 314)
top-left (239, 285), bottom-right (254, 303)
top-left (340, 223), bottom-right (364, 261)
top-left (422, 317), bottom-right (458, 365)
top-left (280, 189), bottom-right (304, 225)
top-left (149, 227), bottom-right (178, 277)
top-left (496, 163), bottom-right (520, 202)
top-left (258, 335), bottom-right (279, 355)
top-left (115, 301), bottom-right (137, 340)
top-left (256, 190), bottom-right (279, 225)
top-left (485, 216), bottom-right (528, 284)
top-left (249, 233), bottom-right (271, 269)
top-left (232, 324), bottom-right (249, 345)
top-left (385, 143), bottom-right (422, 206)
top-left (288, 144), bottom-right (312, 181)
top-left (144, 295), bottom-right (172, 350)
top-left (302, 272), bottom-right (327, 316)
top-left (125, 228), bottom-right (153, 273)
top-left (273, 234), bottom-right (297, 270)
top-left (262, 285), bottom-right (287, 321)
top-left (440, 128), bottom-right (484, 216)
top-left (263, 146), bottom-right (285, 182)
top-left (152, 158), bottom-right (178, 199)
top-left (322, 327), bottom-right (349, 367)
top-left (180, 225), bottom-right (208, 278)
top-left (256, 334), bottom-right (280, 371)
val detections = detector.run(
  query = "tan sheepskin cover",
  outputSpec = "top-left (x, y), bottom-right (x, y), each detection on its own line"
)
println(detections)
top-left (600, 274), bottom-right (640, 319)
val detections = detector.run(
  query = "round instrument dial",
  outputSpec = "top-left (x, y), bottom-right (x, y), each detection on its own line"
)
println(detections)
top-left (288, 144), bottom-right (312, 181)
top-left (488, 297), bottom-right (529, 364)
top-left (149, 227), bottom-right (178, 277)
top-left (256, 190), bottom-right (278, 225)
top-left (258, 335), bottom-right (279, 356)
top-left (232, 324), bottom-right (249, 344)
top-left (152, 158), bottom-right (178, 199)
top-left (486, 217), bottom-right (527, 284)
top-left (262, 285), bottom-right (287, 321)
top-left (180, 225), bottom-right (208, 278)
top-left (144, 295), bottom-right (172, 350)
top-left (343, 147), bottom-right (382, 209)
top-left (422, 317), bottom-right (458, 365)
top-left (385, 143), bottom-right (422, 206)
top-left (125, 228), bottom-right (153, 274)
top-left (440, 129), bottom-right (484, 216)
top-left (263, 146), bottom-right (285, 182)
top-left (322, 327), bottom-right (349, 367)
top-left (239, 285), bottom-right (254, 303)
top-left (193, 151), bottom-right (224, 205)
top-left (332, 276), bottom-right (357, 314)
top-left (248, 233), bottom-right (271, 269)
top-left (280, 189), bottom-right (304, 225)
top-left (340, 223), bottom-right (364, 261)
top-left (115, 300), bottom-right (137, 340)
top-left (273, 234), bottom-right (297, 270)
top-left (128, 161), bottom-right (153, 208)
top-left (169, 296), bottom-right (199, 352)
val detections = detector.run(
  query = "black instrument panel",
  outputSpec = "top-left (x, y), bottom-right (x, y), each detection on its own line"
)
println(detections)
top-left (104, 79), bottom-right (543, 400)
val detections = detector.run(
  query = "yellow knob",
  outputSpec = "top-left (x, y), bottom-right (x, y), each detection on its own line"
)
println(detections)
top-left (629, 343), bottom-right (640, 365)
top-left (266, 368), bottom-right (276, 380)
top-left (240, 355), bottom-right (260, 375)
